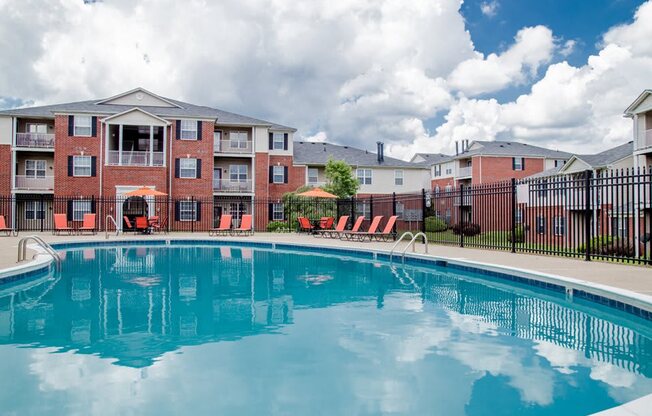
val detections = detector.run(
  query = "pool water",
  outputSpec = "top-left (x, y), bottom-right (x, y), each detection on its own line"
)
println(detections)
top-left (0, 244), bottom-right (651, 415)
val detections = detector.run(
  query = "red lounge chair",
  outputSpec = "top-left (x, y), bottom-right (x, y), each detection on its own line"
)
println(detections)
top-left (319, 216), bottom-right (334, 230)
top-left (78, 213), bottom-right (97, 235)
top-left (209, 214), bottom-right (232, 236)
top-left (373, 215), bottom-right (398, 241)
top-left (341, 215), bottom-right (383, 241)
top-left (53, 213), bottom-right (73, 235)
top-left (314, 215), bottom-right (348, 238)
top-left (336, 216), bottom-right (365, 239)
top-left (232, 214), bottom-right (253, 236)
top-left (298, 216), bottom-right (314, 233)
top-left (135, 216), bottom-right (149, 233)
top-left (150, 216), bottom-right (167, 234)
top-left (0, 215), bottom-right (16, 236)
top-left (123, 216), bottom-right (135, 232)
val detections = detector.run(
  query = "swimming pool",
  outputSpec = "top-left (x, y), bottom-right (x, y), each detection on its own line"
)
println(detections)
top-left (0, 242), bottom-right (651, 415)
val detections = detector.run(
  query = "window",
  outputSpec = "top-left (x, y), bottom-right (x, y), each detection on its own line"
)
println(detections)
top-left (445, 185), bottom-right (452, 193)
top-left (179, 201), bottom-right (197, 221)
top-left (25, 200), bottom-right (45, 220)
top-left (356, 169), bottom-right (372, 185)
top-left (229, 131), bottom-right (248, 149)
top-left (445, 208), bottom-right (451, 224)
top-left (356, 201), bottom-right (370, 219)
top-left (536, 181), bottom-right (548, 198)
top-left (230, 165), bottom-right (248, 182)
top-left (515, 208), bottom-right (523, 224)
top-left (434, 165), bottom-right (441, 177)
top-left (445, 167), bottom-right (452, 175)
top-left (72, 200), bottom-right (92, 222)
top-left (308, 168), bottom-right (319, 184)
top-left (536, 216), bottom-right (546, 234)
top-left (394, 170), bottom-right (404, 186)
top-left (273, 165), bottom-right (285, 184)
top-left (272, 203), bottom-right (285, 220)
top-left (554, 159), bottom-right (566, 168)
top-left (434, 186), bottom-right (440, 195)
top-left (513, 157), bottom-right (524, 171)
top-left (73, 155), bottom-right (92, 177)
top-left (179, 158), bottom-right (197, 179)
top-left (27, 124), bottom-right (47, 133)
top-left (553, 216), bottom-right (566, 236)
top-left (180, 120), bottom-right (198, 140)
top-left (611, 217), bottom-right (629, 238)
top-left (396, 202), bottom-right (405, 219)
top-left (272, 132), bottom-right (285, 150)
top-left (25, 160), bottom-right (46, 178)
top-left (73, 116), bottom-right (92, 137)
top-left (229, 202), bottom-right (247, 225)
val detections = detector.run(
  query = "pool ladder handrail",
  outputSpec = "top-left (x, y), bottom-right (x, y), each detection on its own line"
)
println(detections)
top-left (389, 231), bottom-right (428, 263)
top-left (17, 235), bottom-right (61, 264)
top-left (105, 215), bottom-right (120, 239)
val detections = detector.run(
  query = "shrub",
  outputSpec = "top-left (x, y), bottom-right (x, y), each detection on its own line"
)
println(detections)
top-left (267, 221), bottom-right (288, 232)
top-left (577, 236), bottom-right (635, 257)
top-left (425, 216), bottom-right (448, 232)
top-left (451, 222), bottom-right (481, 237)
top-left (512, 225), bottom-right (525, 243)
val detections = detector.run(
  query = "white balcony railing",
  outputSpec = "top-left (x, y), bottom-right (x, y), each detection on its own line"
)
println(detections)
top-left (213, 179), bottom-right (253, 193)
top-left (15, 175), bottom-right (54, 190)
top-left (643, 129), bottom-right (652, 150)
top-left (453, 194), bottom-right (472, 206)
top-left (457, 166), bottom-right (472, 178)
top-left (106, 151), bottom-right (165, 167)
top-left (214, 140), bottom-right (253, 154)
top-left (16, 133), bottom-right (55, 148)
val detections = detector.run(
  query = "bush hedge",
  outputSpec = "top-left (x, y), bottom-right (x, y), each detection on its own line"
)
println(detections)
top-left (577, 236), bottom-right (635, 257)
top-left (266, 221), bottom-right (288, 232)
top-left (451, 222), bottom-right (481, 237)
top-left (425, 216), bottom-right (448, 232)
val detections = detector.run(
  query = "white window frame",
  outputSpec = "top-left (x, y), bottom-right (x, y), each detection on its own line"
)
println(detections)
top-left (229, 164), bottom-right (248, 182)
top-left (272, 132), bottom-right (285, 150)
top-left (229, 202), bottom-right (247, 226)
top-left (553, 216), bottom-right (566, 236)
top-left (179, 201), bottom-right (197, 221)
top-left (72, 200), bottom-right (92, 222)
top-left (25, 160), bottom-right (46, 178)
top-left (73, 155), bottom-right (92, 177)
top-left (273, 165), bottom-right (285, 184)
top-left (514, 157), bottom-right (524, 171)
top-left (73, 116), bottom-right (92, 137)
top-left (445, 185), bottom-right (452, 193)
top-left (434, 165), bottom-right (441, 177)
top-left (445, 167), bottom-right (452, 175)
top-left (307, 168), bottom-right (319, 184)
top-left (25, 200), bottom-right (45, 220)
top-left (179, 158), bottom-right (197, 179)
top-left (27, 123), bottom-right (47, 134)
top-left (229, 131), bottom-right (248, 149)
top-left (272, 203), bottom-right (285, 221)
top-left (395, 201), bottom-right (405, 218)
top-left (356, 168), bottom-right (372, 185)
top-left (394, 170), bottom-right (404, 186)
top-left (180, 120), bottom-right (198, 140)
top-left (356, 201), bottom-right (370, 219)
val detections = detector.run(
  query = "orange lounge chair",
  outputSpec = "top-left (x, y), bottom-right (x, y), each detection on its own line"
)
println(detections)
top-left (319, 216), bottom-right (334, 230)
top-left (336, 216), bottom-right (366, 239)
top-left (123, 216), bottom-right (135, 232)
top-left (209, 214), bottom-right (232, 236)
top-left (341, 215), bottom-right (383, 241)
top-left (135, 216), bottom-right (150, 233)
top-left (373, 215), bottom-right (398, 241)
top-left (78, 213), bottom-right (97, 235)
top-left (298, 216), bottom-right (314, 233)
top-left (53, 213), bottom-right (73, 235)
top-left (314, 215), bottom-right (348, 238)
top-left (0, 215), bottom-right (16, 236)
top-left (232, 214), bottom-right (253, 236)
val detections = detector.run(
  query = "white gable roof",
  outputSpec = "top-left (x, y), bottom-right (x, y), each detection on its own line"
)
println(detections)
top-left (101, 107), bottom-right (171, 126)
top-left (96, 87), bottom-right (182, 108)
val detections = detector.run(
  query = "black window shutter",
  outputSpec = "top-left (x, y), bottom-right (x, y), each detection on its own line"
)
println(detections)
top-left (91, 116), bottom-right (97, 137)
top-left (196, 121), bottom-right (202, 140)
top-left (175, 158), bottom-right (180, 178)
top-left (66, 200), bottom-right (73, 221)
top-left (283, 133), bottom-right (288, 150)
top-left (176, 120), bottom-right (181, 140)
top-left (284, 166), bottom-right (288, 183)
top-left (67, 156), bottom-right (74, 176)
top-left (196, 159), bottom-right (202, 178)
top-left (268, 203), bottom-right (273, 221)
top-left (269, 166), bottom-right (273, 183)
top-left (91, 156), bottom-right (97, 177)
top-left (174, 201), bottom-right (180, 221)
top-left (268, 132), bottom-right (273, 150)
top-left (512, 157), bottom-right (515, 170)
top-left (91, 199), bottom-right (97, 213)
top-left (521, 158), bottom-right (525, 170)
top-left (68, 116), bottom-right (74, 136)
top-left (195, 201), bottom-right (202, 222)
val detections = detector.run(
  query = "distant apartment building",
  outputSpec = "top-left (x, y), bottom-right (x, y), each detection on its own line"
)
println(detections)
top-left (624, 90), bottom-right (652, 169)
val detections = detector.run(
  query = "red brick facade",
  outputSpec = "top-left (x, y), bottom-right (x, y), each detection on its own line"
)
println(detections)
top-left (170, 121), bottom-right (214, 199)
top-left (268, 155), bottom-right (305, 199)
top-left (473, 156), bottom-right (544, 184)
top-left (0, 144), bottom-right (11, 196)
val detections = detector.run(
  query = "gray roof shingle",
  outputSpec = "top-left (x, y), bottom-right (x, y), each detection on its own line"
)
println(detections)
top-left (293, 141), bottom-right (423, 168)
top-left (411, 153), bottom-right (454, 166)
top-left (457, 140), bottom-right (573, 159)
top-left (573, 141), bottom-right (633, 168)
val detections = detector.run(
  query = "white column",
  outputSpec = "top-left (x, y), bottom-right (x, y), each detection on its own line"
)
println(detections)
top-left (118, 124), bottom-right (123, 165)
top-left (149, 125), bottom-right (154, 166)
top-left (163, 125), bottom-right (167, 167)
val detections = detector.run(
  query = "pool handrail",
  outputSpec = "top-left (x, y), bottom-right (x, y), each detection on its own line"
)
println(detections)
top-left (17, 235), bottom-right (61, 264)
top-left (105, 215), bottom-right (120, 239)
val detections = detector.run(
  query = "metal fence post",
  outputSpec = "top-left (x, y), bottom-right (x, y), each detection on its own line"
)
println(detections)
top-left (511, 178), bottom-right (516, 253)
top-left (459, 184), bottom-right (464, 248)
top-left (191, 196), bottom-right (195, 233)
top-left (421, 188), bottom-right (427, 243)
top-left (584, 170), bottom-right (593, 261)
top-left (369, 194), bottom-right (373, 220)
top-left (350, 196), bottom-right (355, 230)
top-left (40, 193), bottom-right (45, 233)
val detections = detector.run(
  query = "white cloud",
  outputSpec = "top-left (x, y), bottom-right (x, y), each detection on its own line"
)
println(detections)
top-left (480, 1), bottom-right (499, 18)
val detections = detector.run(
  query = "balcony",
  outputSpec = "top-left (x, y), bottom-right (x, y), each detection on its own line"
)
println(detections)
top-left (453, 194), bottom-right (473, 206)
top-left (16, 133), bottom-right (55, 149)
top-left (642, 129), bottom-right (652, 151)
top-left (213, 179), bottom-right (253, 193)
top-left (15, 175), bottom-right (54, 191)
top-left (457, 166), bottom-right (472, 178)
top-left (106, 151), bottom-right (165, 167)
top-left (214, 140), bottom-right (253, 155)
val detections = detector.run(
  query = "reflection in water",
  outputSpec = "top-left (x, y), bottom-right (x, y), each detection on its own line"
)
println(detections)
top-left (0, 245), bottom-right (650, 415)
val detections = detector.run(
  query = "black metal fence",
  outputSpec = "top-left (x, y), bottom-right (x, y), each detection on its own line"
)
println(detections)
top-left (0, 167), bottom-right (649, 264)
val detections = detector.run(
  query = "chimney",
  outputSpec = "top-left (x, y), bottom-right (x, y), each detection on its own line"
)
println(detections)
top-left (465, 139), bottom-right (469, 151)
top-left (455, 141), bottom-right (459, 155)
top-left (377, 141), bottom-right (384, 163)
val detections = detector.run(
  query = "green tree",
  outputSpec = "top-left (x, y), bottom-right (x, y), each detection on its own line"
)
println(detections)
top-left (323, 159), bottom-right (359, 198)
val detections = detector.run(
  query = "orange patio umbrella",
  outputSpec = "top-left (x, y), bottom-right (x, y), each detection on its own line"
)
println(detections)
top-left (296, 187), bottom-right (337, 199)
top-left (124, 186), bottom-right (168, 197)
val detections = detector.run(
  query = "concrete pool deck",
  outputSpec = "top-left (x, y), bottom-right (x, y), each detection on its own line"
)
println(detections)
top-left (0, 231), bottom-right (651, 296)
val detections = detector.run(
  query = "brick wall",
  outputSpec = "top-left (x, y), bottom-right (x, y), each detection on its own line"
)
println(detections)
top-left (267, 155), bottom-right (305, 199)
top-left (254, 152), bottom-right (269, 200)
top-left (170, 121), bottom-right (214, 199)
top-left (54, 115), bottom-right (102, 197)
top-left (474, 156), bottom-right (544, 184)
top-left (431, 177), bottom-right (455, 191)
top-left (0, 144), bottom-right (11, 195)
